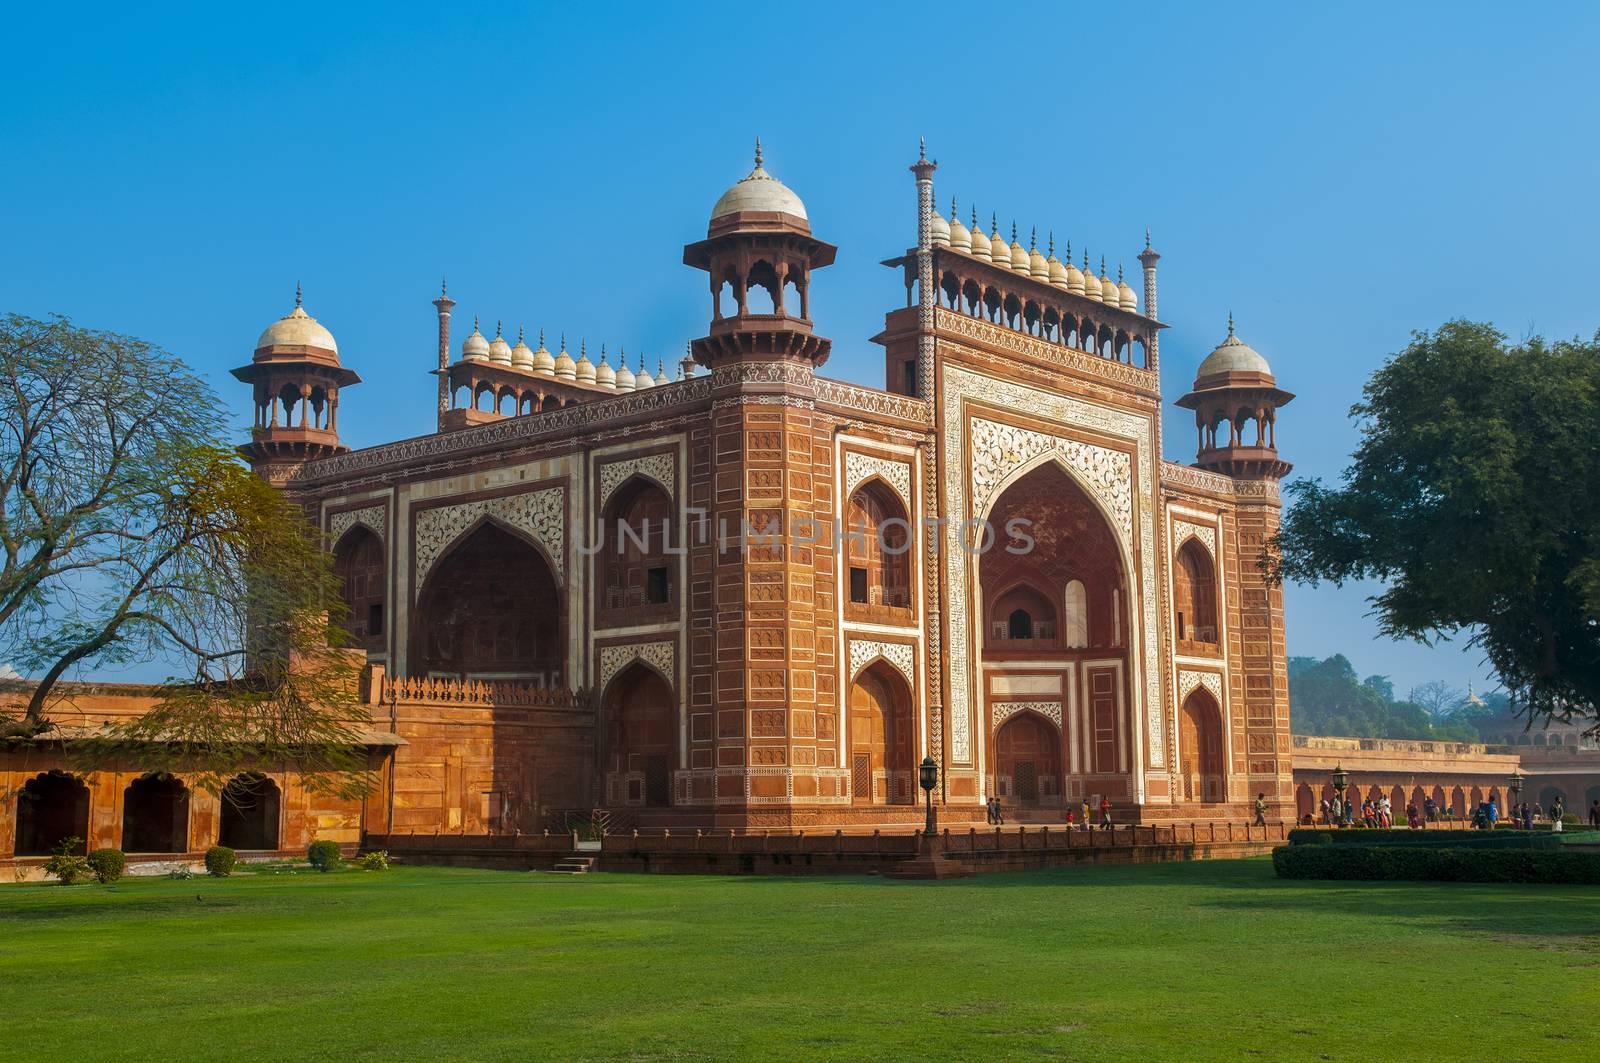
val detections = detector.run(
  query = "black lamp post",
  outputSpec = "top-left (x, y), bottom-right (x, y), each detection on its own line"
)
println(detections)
top-left (1509, 769), bottom-right (1524, 806)
top-left (919, 756), bottom-right (939, 836)
top-left (1331, 764), bottom-right (1349, 826)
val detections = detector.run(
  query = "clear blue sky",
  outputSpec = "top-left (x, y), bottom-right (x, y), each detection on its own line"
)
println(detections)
top-left (4, 2), bottom-right (1597, 694)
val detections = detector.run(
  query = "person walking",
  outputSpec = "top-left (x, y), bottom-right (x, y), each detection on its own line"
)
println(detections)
top-left (1487, 797), bottom-right (1499, 830)
top-left (1099, 796), bottom-right (1113, 830)
top-left (1589, 800), bottom-right (1600, 829)
top-left (1082, 799), bottom-right (1092, 831)
top-left (1254, 793), bottom-right (1267, 826)
top-left (1406, 802), bottom-right (1419, 829)
top-left (1319, 797), bottom-right (1331, 826)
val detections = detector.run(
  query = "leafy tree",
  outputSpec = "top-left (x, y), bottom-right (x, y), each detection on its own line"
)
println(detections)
top-left (1290, 654), bottom-right (1482, 742)
top-left (1273, 322), bottom-right (1600, 727)
top-left (0, 313), bottom-right (371, 797)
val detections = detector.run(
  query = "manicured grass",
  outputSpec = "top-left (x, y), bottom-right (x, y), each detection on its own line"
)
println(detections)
top-left (1, 860), bottom-right (1594, 1061)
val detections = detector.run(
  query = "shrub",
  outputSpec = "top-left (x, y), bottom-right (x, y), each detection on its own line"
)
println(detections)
top-left (1286, 827), bottom-right (1572, 850)
top-left (41, 837), bottom-right (91, 885)
top-left (86, 848), bottom-right (126, 884)
top-left (168, 867), bottom-right (195, 880)
top-left (356, 850), bottom-right (389, 871)
top-left (205, 845), bottom-right (237, 877)
top-left (307, 840), bottom-right (342, 872)
top-left (1272, 844), bottom-right (1600, 884)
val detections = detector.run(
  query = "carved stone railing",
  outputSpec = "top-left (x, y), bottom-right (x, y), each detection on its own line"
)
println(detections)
top-left (814, 378), bottom-right (930, 423)
top-left (383, 673), bottom-right (587, 708)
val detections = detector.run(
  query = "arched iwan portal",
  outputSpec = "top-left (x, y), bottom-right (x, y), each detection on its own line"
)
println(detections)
top-left (122, 773), bottom-right (190, 853)
top-left (412, 521), bottom-right (564, 684)
top-left (604, 663), bottom-right (676, 807)
top-left (846, 662), bottom-right (914, 805)
top-left (333, 526), bottom-right (386, 653)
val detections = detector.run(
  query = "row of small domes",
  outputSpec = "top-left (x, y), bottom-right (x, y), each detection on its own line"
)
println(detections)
top-left (461, 320), bottom-right (671, 390)
top-left (932, 202), bottom-right (1138, 312)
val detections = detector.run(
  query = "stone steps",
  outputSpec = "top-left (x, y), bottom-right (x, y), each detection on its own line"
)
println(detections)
top-left (549, 855), bottom-right (595, 875)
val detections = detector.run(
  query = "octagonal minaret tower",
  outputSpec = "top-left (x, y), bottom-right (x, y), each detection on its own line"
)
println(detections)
top-left (232, 286), bottom-right (361, 485)
top-left (1175, 315), bottom-right (1294, 480)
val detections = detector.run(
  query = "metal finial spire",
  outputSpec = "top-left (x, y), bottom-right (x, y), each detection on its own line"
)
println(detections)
top-left (1048, 230), bottom-right (1055, 257)
top-left (294, 281), bottom-right (302, 308)
top-left (1118, 263), bottom-right (1124, 282)
top-left (639, 350), bottom-right (646, 370)
top-left (495, 319), bottom-right (503, 338)
top-left (440, 276), bottom-right (448, 296)
top-left (517, 325), bottom-right (525, 343)
top-left (950, 196), bottom-right (957, 218)
top-left (971, 206), bottom-right (979, 229)
top-left (1030, 226), bottom-right (1037, 251)
top-left (538, 327), bottom-right (545, 348)
top-left (754, 136), bottom-right (763, 168)
top-left (1083, 248), bottom-right (1089, 269)
top-left (580, 338), bottom-right (587, 357)
top-left (1227, 311), bottom-right (1235, 337)
top-left (600, 343), bottom-right (608, 364)
top-left (919, 136), bottom-right (926, 161)
top-left (1099, 255), bottom-right (1106, 276)
top-left (1065, 239), bottom-right (1071, 261)
top-left (1144, 226), bottom-right (1152, 250)
top-left (560, 332), bottom-right (566, 351)
top-left (473, 314), bottom-right (480, 332)
top-left (1011, 221), bottom-right (1018, 243)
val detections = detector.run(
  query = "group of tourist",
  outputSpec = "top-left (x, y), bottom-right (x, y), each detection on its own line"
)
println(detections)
top-left (984, 796), bottom-right (1115, 829)
top-left (1314, 792), bottom-right (1595, 830)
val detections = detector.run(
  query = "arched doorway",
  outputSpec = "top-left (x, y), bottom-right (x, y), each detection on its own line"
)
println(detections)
top-left (604, 663), bottom-right (675, 807)
top-left (1178, 688), bottom-right (1225, 803)
top-left (1538, 786), bottom-right (1566, 813)
top-left (598, 478), bottom-right (674, 617)
top-left (219, 773), bottom-right (281, 851)
top-left (1295, 783), bottom-right (1315, 821)
top-left (14, 771), bottom-right (89, 856)
top-left (412, 521), bottom-right (564, 684)
top-left (122, 773), bottom-right (190, 853)
top-left (333, 526), bottom-right (386, 653)
top-left (846, 662), bottom-right (914, 805)
top-left (994, 711), bottom-right (1061, 806)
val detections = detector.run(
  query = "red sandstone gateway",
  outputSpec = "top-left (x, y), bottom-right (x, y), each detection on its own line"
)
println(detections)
top-left (6, 142), bottom-right (1338, 873)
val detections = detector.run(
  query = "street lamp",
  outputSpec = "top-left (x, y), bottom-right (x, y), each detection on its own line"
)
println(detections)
top-left (1509, 769), bottom-right (1524, 805)
top-left (918, 756), bottom-right (939, 836)
top-left (1331, 764), bottom-right (1349, 827)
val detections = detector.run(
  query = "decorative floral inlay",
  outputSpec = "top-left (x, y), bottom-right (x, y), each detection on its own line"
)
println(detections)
top-left (328, 504), bottom-right (386, 546)
top-left (598, 453), bottom-right (675, 512)
top-left (1178, 669), bottom-right (1224, 703)
top-left (598, 640), bottom-right (676, 694)
top-left (843, 452), bottom-right (913, 506)
top-left (969, 417), bottom-right (1132, 541)
top-left (413, 487), bottom-right (564, 593)
top-left (848, 639), bottom-right (916, 687)
top-left (991, 700), bottom-right (1063, 731)
top-left (1173, 519), bottom-right (1217, 557)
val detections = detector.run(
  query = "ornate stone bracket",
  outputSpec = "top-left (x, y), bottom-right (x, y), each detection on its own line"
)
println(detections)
top-left (413, 487), bottom-right (564, 594)
top-left (598, 640), bottom-right (676, 695)
top-left (843, 452), bottom-right (913, 507)
top-left (991, 700), bottom-right (1063, 732)
top-left (598, 453), bottom-right (675, 512)
top-left (329, 504), bottom-right (386, 547)
top-left (847, 638), bottom-right (916, 687)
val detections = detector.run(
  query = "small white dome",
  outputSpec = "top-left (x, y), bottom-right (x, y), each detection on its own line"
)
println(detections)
top-left (634, 354), bottom-right (655, 390)
top-left (1118, 279), bottom-right (1137, 312)
top-left (461, 318), bottom-right (491, 361)
top-left (710, 140), bottom-right (807, 222)
top-left (574, 342), bottom-right (596, 384)
top-left (1008, 229), bottom-right (1029, 274)
top-left (1047, 254), bottom-right (1069, 289)
top-left (1065, 251), bottom-right (1086, 296)
top-left (595, 347), bottom-right (617, 388)
top-left (488, 322), bottom-right (513, 365)
top-left (1028, 233), bottom-right (1049, 281)
top-left (613, 351), bottom-right (636, 391)
top-left (531, 331), bottom-right (555, 376)
top-left (948, 203), bottom-right (971, 252)
top-left (510, 328), bottom-right (535, 370)
top-left (256, 295), bottom-right (338, 354)
top-left (553, 338), bottom-right (576, 381)
top-left (1078, 256), bottom-right (1100, 301)
top-left (930, 209), bottom-right (950, 246)
top-left (1197, 318), bottom-right (1273, 377)
top-left (1098, 266), bottom-right (1119, 304)
top-left (968, 212), bottom-right (992, 261)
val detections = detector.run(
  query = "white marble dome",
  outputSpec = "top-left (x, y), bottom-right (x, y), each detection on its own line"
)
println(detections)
top-left (257, 298), bottom-right (337, 354)
top-left (1197, 323), bottom-right (1273, 377)
top-left (711, 141), bottom-right (807, 222)
top-left (461, 320), bottom-right (491, 362)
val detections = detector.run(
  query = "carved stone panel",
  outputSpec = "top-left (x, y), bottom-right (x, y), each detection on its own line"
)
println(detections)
top-left (329, 504), bottom-right (386, 547)
top-left (599, 640), bottom-right (676, 695)
top-left (413, 487), bottom-right (564, 593)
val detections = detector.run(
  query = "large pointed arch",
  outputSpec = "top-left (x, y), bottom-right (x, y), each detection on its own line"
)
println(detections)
top-left (603, 661), bottom-right (677, 807)
top-left (411, 520), bottom-right (565, 683)
top-left (846, 661), bottom-right (916, 805)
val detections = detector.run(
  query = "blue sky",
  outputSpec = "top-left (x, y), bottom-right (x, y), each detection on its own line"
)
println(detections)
top-left (4, 2), bottom-right (1596, 694)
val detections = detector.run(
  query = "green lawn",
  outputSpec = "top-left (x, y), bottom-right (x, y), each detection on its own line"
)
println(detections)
top-left (2, 860), bottom-right (1594, 1061)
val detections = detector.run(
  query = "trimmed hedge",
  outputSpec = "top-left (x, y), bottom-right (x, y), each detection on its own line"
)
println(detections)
top-left (307, 840), bottom-right (342, 872)
top-left (86, 848), bottom-right (126, 884)
top-left (204, 846), bottom-right (237, 877)
top-left (1286, 828), bottom-right (1594, 851)
top-left (1273, 844), bottom-right (1600, 884)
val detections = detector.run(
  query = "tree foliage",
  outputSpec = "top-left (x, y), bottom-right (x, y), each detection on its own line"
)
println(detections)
top-left (1289, 654), bottom-right (1482, 742)
top-left (0, 313), bottom-right (372, 797)
top-left (1273, 321), bottom-right (1600, 725)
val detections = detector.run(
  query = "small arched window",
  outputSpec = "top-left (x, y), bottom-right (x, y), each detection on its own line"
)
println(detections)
top-left (601, 478), bottom-right (674, 613)
top-left (1174, 539), bottom-right (1219, 649)
top-left (1008, 608), bottom-right (1032, 640)
top-left (845, 481), bottom-right (910, 613)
